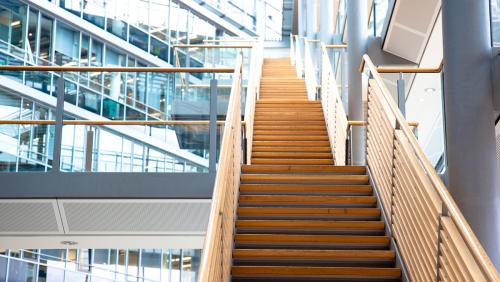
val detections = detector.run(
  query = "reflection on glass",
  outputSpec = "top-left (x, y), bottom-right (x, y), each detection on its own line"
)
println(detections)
top-left (27, 8), bottom-right (38, 63)
top-left (182, 250), bottom-right (201, 282)
top-left (55, 22), bottom-right (80, 67)
top-left (129, 25), bottom-right (149, 51)
top-left (171, 249), bottom-right (181, 282)
top-left (8, 259), bottom-right (36, 282)
top-left (83, 0), bottom-right (105, 28)
top-left (492, 0), bottom-right (500, 46)
top-left (39, 15), bottom-right (53, 65)
top-left (104, 47), bottom-right (126, 101)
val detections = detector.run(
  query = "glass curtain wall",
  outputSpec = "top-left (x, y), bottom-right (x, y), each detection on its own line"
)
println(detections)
top-left (0, 248), bottom-right (201, 282)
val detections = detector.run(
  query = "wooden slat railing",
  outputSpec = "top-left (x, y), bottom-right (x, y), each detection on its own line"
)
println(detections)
top-left (361, 55), bottom-right (499, 282)
top-left (304, 39), bottom-right (318, 100)
top-left (320, 45), bottom-right (348, 165)
top-left (197, 53), bottom-right (243, 282)
top-left (243, 39), bottom-right (264, 164)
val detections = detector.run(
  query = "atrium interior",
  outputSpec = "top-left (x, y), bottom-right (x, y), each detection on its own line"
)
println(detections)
top-left (0, 0), bottom-right (499, 281)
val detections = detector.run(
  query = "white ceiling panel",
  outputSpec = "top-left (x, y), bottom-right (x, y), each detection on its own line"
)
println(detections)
top-left (383, 0), bottom-right (441, 63)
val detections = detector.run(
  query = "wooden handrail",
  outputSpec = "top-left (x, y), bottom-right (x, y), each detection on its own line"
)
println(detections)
top-left (376, 66), bottom-right (442, 73)
top-left (0, 65), bottom-right (234, 73)
top-left (197, 51), bottom-right (244, 282)
top-left (324, 44), bottom-right (348, 49)
top-left (304, 39), bottom-right (320, 42)
top-left (361, 54), bottom-right (499, 281)
top-left (0, 120), bottom-right (246, 126)
top-left (172, 44), bottom-right (252, 49)
top-left (348, 120), bottom-right (419, 127)
top-left (203, 39), bottom-right (258, 43)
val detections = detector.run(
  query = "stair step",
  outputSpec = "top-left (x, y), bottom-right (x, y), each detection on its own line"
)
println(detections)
top-left (254, 121), bottom-right (326, 126)
top-left (256, 100), bottom-right (321, 104)
top-left (251, 158), bottom-right (334, 165)
top-left (253, 141), bottom-right (330, 146)
top-left (237, 207), bottom-right (380, 219)
top-left (233, 249), bottom-right (395, 264)
top-left (252, 146), bottom-right (331, 152)
top-left (236, 220), bottom-right (385, 234)
top-left (255, 109), bottom-right (323, 113)
top-left (239, 184), bottom-right (373, 195)
top-left (241, 174), bottom-right (369, 184)
top-left (253, 135), bottom-right (329, 141)
top-left (231, 266), bottom-right (401, 280)
top-left (234, 234), bottom-right (390, 249)
top-left (255, 116), bottom-right (324, 121)
top-left (253, 130), bottom-right (328, 136)
top-left (252, 152), bottom-right (332, 159)
top-left (242, 165), bottom-right (365, 174)
top-left (239, 195), bottom-right (377, 206)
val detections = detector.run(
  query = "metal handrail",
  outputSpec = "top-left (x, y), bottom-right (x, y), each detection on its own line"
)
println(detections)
top-left (361, 54), bottom-right (499, 281)
top-left (324, 44), bottom-right (348, 49)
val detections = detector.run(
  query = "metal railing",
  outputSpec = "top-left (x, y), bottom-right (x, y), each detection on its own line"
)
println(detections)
top-left (0, 65), bottom-right (234, 172)
top-left (197, 52), bottom-right (243, 282)
top-left (360, 55), bottom-right (499, 281)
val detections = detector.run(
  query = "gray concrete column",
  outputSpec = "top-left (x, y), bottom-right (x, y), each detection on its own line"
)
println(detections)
top-left (347, 0), bottom-right (367, 165)
top-left (442, 0), bottom-right (500, 268)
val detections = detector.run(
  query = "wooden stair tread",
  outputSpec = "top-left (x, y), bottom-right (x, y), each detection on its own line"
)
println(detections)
top-left (253, 141), bottom-right (330, 146)
top-left (241, 174), bottom-right (369, 183)
top-left (233, 249), bottom-right (395, 260)
top-left (242, 165), bottom-right (365, 173)
top-left (239, 195), bottom-right (377, 205)
top-left (236, 220), bottom-right (385, 230)
top-left (235, 234), bottom-right (390, 245)
top-left (237, 207), bottom-right (380, 218)
top-left (252, 146), bottom-right (331, 152)
top-left (239, 184), bottom-right (373, 194)
top-left (231, 266), bottom-right (401, 278)
top-left (251, 159), bottom-right (334, 165)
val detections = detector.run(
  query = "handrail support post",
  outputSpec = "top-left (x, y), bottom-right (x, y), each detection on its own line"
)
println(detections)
top-left (209, 78), bottom-right (218, 173)
top-left (51, 72), bottom-right (65, 173)
top-left (397, 72), bottom-right (406, 117)
top-left (84, 127), bottom-right (94, 172)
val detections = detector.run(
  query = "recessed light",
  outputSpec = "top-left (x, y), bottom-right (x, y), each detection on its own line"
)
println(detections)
top-left (61, 240), bottom-right (78, 246)
top-left (424, 87), bottom-right (436, 93)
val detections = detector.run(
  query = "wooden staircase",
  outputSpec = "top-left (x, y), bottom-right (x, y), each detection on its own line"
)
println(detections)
top-left (231, 58), bottom-right (401, 281)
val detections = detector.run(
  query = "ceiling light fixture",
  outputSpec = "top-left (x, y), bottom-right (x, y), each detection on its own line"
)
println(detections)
top-left (60, 240), bottom-right (78, 246)
top-left (424, 87), bottom-right (436, 93)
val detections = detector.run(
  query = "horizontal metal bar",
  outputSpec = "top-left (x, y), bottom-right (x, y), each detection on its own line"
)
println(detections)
top-left (0, 66), bottom-right (234, 73)
top-left (0, 120), bottom-right (247, 126)
top-left (172, 44), bottom-right (252, 49)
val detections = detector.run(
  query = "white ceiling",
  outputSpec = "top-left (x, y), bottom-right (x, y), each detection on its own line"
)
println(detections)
top-left (383, 0), bottom-right (441, 63)
top-left (0, 199), bottom-right (209, 249)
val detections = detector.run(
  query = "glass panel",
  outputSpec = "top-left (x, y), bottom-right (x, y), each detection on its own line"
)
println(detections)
top-left (106, 0), bottom-right (128, 40)
top-left (140, 249), bottom-right (161, 281)
top-left (90, 39), bottom-right (103, 92)
top-left (161, 250), bottom-right (169, 282)
top-left (0, 256), bottom-right (7, 281)
top-left (60, 0), bottom-right (82, 16)
top-left (83, 0), bottom-right (105, 28)
top-left (128, 0), bottom-right (150, 31)
top-left (102, 97), bottom-right (125, 120)
top-left (104, 47), bottom-right (126, 101)
top-left (150, 36), bottom-right (169, 61)
top-left (129, 25), bottom-right (149, 51)
top-left (55, 23), bottom-right (80, 66)
top-left (127, 249), bottom-right (139, 280)
top-left (0, 92), bottom-right (21, 171)
top-left (171, 250), bottom-right (181, 282)
top-left (27, 8), bottom-right (38, 63)
top-left (78, 86), bottom-right (101, 115)
top-left (150, 0), bottom-right (169, 41)
top-left (8, 260), bottom-right (37, 282)
top-left (39, 15), bottom-right (53, 65)
top-left (492, 0), bottom-right (500, 46)
top-left (181, 250), bottom-right (200, 282)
